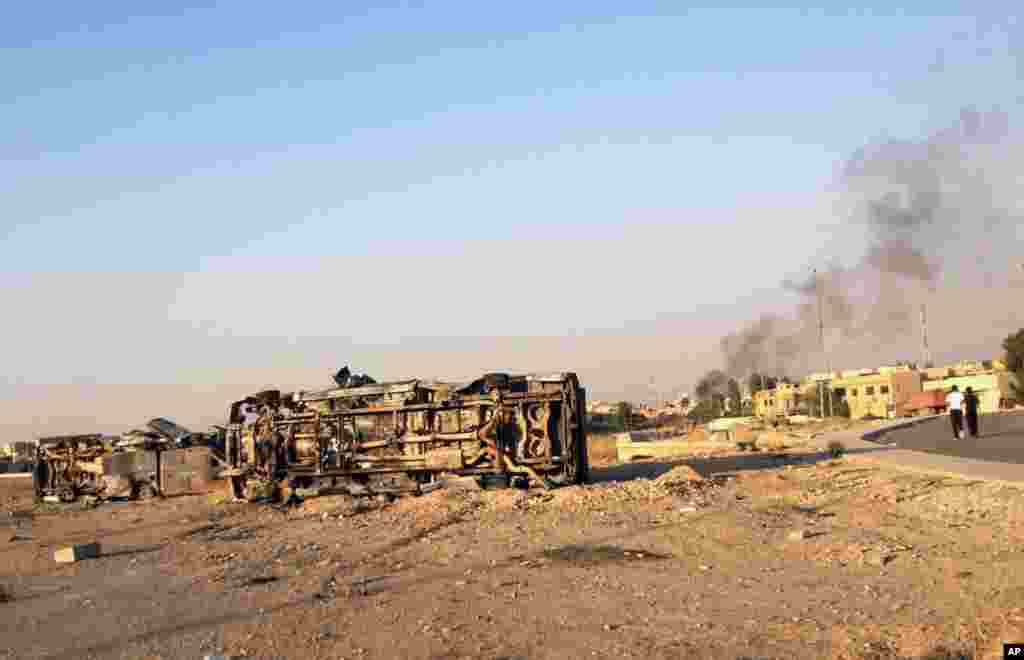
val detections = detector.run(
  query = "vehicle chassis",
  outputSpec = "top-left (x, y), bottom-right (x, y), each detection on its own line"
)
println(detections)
top-left (222, 372), bottom-right (589, 500)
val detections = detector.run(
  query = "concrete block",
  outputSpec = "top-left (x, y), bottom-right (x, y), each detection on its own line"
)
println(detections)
top-left (54, 542), bottom-right (101, 563)
top-left (617, 439), bottom-right (693, 462)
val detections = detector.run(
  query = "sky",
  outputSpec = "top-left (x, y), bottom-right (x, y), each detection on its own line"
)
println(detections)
top-left (2, 2), bottom-right (1023, 438)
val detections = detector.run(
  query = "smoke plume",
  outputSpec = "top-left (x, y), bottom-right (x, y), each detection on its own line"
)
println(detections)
top-left (720, 107), bottom-right (1022, 379)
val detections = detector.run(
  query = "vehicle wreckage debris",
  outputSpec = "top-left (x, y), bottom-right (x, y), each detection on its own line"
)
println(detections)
top-left (23, 368), bottom-right (592, 517)
top-left (31, 416), bottom-right (225, 506)
top-left (54, 542), bottom-right (102, 564)
top-left (221, 369), bottom-right (590, 505)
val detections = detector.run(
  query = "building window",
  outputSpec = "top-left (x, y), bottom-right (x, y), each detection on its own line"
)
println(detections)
top-left (866, 386), bottom-right (875, 395)
top-left (850, 388), bottom-right (858, 396)
top-left (881, 385), bottom-right (890, 394)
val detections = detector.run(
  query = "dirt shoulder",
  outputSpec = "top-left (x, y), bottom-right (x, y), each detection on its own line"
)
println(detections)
top-left (3, 438), bottom-right (1024, 660)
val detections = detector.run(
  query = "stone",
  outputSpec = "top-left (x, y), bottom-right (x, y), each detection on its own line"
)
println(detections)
top-left (788, 529), bottom-right (809, 541)
top-left (864, 551), bottom-right (895, 567)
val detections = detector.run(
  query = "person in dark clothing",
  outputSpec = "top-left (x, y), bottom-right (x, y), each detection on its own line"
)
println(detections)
top-left (946, 385), bottom-right (964, 439)
top-left (964, 386), bottom-right (980, 438)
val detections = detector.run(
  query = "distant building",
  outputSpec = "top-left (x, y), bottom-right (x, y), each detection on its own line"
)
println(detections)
top-left (877, 364), bottom-right (914, 376)
top-left (753, 382), bottom-right (800, 418)
top-left (830, 370), bottom-right (923, 419)
top-left (952, 359), bottom-right (986, 375)
top-left (923, 366), bottom-right (953, 381)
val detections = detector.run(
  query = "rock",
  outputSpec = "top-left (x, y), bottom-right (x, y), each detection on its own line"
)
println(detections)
top-left (864, 551), bottom-right (895, 567)
top-left (788, 529), bottom-right (809, 541)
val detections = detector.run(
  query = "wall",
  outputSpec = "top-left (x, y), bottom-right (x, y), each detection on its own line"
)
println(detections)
top-left (890, 371), bottom-right (924, 411)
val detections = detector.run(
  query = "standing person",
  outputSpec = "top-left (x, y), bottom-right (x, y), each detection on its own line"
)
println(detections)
top-left (946, 385), bottom-right (965, 439)
top-left (964, 386), bottom-right (980, 438)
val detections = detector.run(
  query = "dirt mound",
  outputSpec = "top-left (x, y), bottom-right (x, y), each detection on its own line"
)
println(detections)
top-left (756, 430), bottom-right (792, 449)
top-left (654, 465), bottom-right (704, 485)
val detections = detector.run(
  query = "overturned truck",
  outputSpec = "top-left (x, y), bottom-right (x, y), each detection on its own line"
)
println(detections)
top-left (223, 372), bottom-right (588, 499)
top-left (34, 423), bottom-right (221, 503)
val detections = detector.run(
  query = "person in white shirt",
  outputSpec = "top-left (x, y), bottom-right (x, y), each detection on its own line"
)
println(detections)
top-left (946, 385), bottom-right (965, 439)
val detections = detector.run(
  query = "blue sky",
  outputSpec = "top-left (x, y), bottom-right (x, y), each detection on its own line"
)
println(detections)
top-left (3, 3), bottom-right (1013, 267)
top-left (1, 3), bottom-right (1021, 431)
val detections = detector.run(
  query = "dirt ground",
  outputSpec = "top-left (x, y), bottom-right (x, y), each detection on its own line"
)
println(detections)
top-left (4, 436), bottom-right (1024, 660)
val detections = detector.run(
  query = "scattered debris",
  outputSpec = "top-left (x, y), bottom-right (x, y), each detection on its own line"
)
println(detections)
top-left (316, 576), bottom-right (338, 601)
top-left (351, 575), bottom-right (388, 596)
top-left (54, 542), bottom-right (102, 564)
top-left (863, 550), bottom-right (896, 567)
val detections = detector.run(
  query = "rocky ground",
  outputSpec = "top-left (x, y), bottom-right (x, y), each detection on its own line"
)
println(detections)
top-left (3, 435), bottom-right (1024, 660)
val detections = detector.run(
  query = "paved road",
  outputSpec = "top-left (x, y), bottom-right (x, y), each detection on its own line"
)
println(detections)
top-left (885, 411), bottom-right (1024, 465)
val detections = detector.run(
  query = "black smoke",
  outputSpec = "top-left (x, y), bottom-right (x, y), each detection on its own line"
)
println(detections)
top-left (720, 108), bottom-right (1021, 379)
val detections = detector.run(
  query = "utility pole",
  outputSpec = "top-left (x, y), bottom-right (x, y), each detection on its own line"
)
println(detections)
top-left (920, 304), bottom-right (932, 368)
top-left (813, 269), bottom-right (833, 418)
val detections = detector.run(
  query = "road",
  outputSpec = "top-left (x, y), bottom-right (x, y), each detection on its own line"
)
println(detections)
top-left (885, 411), bottom-right (1024, 464)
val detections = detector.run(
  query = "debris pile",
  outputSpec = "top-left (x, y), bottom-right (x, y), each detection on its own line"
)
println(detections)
top-left (531, 465), bottom-right (720, 513)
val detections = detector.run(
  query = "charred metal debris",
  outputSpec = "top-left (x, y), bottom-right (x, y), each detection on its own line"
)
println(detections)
top-left (32, 418), bottom-right (225, 504)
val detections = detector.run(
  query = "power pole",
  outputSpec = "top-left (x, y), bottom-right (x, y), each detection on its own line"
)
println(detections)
top-left (920, 303), bottom-right (932, 368)
top-left (814, 269), bottom-right (833, 418)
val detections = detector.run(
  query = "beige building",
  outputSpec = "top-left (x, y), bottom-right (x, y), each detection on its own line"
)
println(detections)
top-left (830, 370), bottom-right (923, 419)
top-left (922, 372), bottom-right (1019, 414)
top-left (753, 383), bottom-right (800, 418)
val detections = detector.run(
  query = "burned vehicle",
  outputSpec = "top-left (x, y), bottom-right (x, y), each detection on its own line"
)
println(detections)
top-left (32, 434), bottom-right (156, 503)
top-left (33, 428), bottom-right (220, 503)
top-left (222, 371), bottom-right (588, 500)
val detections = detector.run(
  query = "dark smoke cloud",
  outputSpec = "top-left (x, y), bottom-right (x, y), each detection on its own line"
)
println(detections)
top-left (719, 315), bottom-right (782, 378)
top-left (720, 107), bottom-right (1022, 379)
top-left (863, 240), bottom-right (939, 284)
